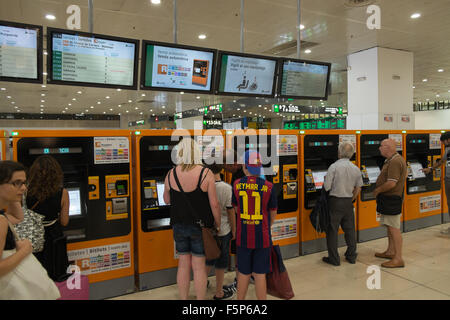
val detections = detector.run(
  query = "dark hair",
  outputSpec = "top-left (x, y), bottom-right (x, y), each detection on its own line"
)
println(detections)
top-left (440, 132), bottom-right (450, 141)
top-left (27, 155), bottom-right (64, 201)
top-left (0, 161), bottom-right (26, 185)
top-left (205, 162), bottom-right (224, 175)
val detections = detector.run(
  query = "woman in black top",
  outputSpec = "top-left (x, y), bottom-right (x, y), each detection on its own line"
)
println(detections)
top-left (0, 161), bottom-right (32, 278)
top-left (26, 155), bottom-right (70, 281)
top-left (164, 137), bottom-right (221, 300)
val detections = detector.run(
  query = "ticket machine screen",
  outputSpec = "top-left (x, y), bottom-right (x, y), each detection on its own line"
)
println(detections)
top-left (366, 166), bottom-right (381, 184)
top-left (67, 187), bottom-right (82, 216)
top-left (157, 182), bottom-right (168, 206)
top-left (312, 170), bottom-right (327, 189)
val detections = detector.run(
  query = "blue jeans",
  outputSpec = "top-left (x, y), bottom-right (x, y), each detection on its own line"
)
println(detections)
top-left (172, 224), bottom-right (204, 257)
top-left (206, 232), bottom-right (232, 269)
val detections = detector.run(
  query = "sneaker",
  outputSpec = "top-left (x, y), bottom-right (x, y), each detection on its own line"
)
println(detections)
top-left (440, 227), bottom-right (450, 235)
top-left (213, 289), bottom-right (234, 300)
top-left (223, 278), bottom-right (237, 294)
top-left (207, 280), bottom-right (210, 289)
top-left (249, 275), bottom-right (255, 284)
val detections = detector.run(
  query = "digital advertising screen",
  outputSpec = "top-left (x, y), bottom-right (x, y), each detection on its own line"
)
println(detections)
top-left (312, 170), bottom-right (327, 189)
top-left (278, 59), bottom-right (331, 100)
top-left (48, 28), bottom-right (138, 89)
top-left (142, 41), bottom-right (216, 93)
top-left (67, 187), bottom-right (82, 216)
top-left (216, 52), bottom-right (277, 97)
top-left (0, 21), bottom-right (42, 83)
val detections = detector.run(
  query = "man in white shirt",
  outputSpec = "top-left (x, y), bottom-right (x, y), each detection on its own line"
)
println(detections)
top-left (323, 142), bottom-right (363, 266)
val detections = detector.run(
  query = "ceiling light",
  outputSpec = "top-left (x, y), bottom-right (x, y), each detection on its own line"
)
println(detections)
top-left (106, 96), bottom-right (110, 99)
top-left (436, 94), bottom-right (440, 97)
top-left (41, 100), bottom-right (45, 103)
top-left (45, 14), bottom-right (56, 20)
top-left (68, 104), bottom-right (72, 106)
top-left (1, 88), bottom-right (5, 91)
top-left (413, 86), bottom-right (415, 89)
top-left (151, 0), bottom-right (161, 4)
top-left (41, 94), bottom-right (45, 97)
top-left (180, 92), bottom-right (184, 95)
top-left (163, 111), bottom-right (166, 114)
top-left (198, 34), bottom-right (207, 40)
top-left (43, 72), bottom-right (48, 76)
top-left (72, 98), bottom-right (76, 101)
top-left (117, 88), bottom-right (122, 92)
top-left (304, 49), bottom-right (311, 54)
top-left (126, 110), bottom-right (129, 113)
top-left (141, 94), bottom-right (146, 97)
top-left (162, 106), bottom-right (166, 109)
top-left (422, 79), bottom-right (428, 82)
top-left (196, 96), bottom-right (200, 99)
top-left (40, 105), bottom-right (44, 107)
top-left (299, 24), bottom-right (305, 30)
top-left (438, 69), bottom-right (444, 73)
top-left (6, 96), bottom-right (11, 99)
top-left (128, 100), bottom-right (132, 103)
top-left (65, 107), bottom-right (69, 110)
top-left (135, 107), bottom-right (139, 110)
top-left (110, 108), bottom-right (113, 111)
top-left (41, 85), bottom-right (46, 88)
top-left (97, 102), bottom-right (101, 104)
top-left (77, 91), bottom-right (82, 94)
top-left (44, 51), bottom-right (48, 56)
top-left (140, 112), bottom-right (143, 115)
top-left (410, 13), bottom-right (421, 19)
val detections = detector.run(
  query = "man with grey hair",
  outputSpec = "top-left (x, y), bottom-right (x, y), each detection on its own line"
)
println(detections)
top-left (322, 141), bottom-right (363, 266)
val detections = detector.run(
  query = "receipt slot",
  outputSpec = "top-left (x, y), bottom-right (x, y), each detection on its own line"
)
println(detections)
top-left (300, 130), bottom-right (358, 255)
top-left (12, 130), bottom-right (135, 300)
top-left (357, 131), bottom-right (405, 242)
top-left (225, 130), bottom-right (300, 259)
top-left (404, 131), bottom-right (443, 232)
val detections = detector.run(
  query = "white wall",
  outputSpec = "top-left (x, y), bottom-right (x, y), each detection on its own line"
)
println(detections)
top-left (415, 110), bottom-right (450, 130)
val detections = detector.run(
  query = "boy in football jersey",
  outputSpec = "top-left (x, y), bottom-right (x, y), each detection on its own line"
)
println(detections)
top-left (232, 150), bottom-right (277, 300)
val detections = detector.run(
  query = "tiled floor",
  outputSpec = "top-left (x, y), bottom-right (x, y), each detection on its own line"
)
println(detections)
top-left (111, 223), bottom-right (450, 300)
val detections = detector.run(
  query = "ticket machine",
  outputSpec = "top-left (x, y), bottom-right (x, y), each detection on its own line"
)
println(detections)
top-left (133, 129), bottom-right (225, 290)
top-left (300, 130), bottom-right (358, 255)
top-left (357, 131), bottom-right (404, 242)
top-left (443, 131), bottom-right (450, 224)
top-left (403, 131), bottom-right (442, 231)
top-left (0, 130), bottom-right (7, 160)
top-left (12, 130), bottom-right (134, 300)
top-left (225, 129), bottom-right (300, 259)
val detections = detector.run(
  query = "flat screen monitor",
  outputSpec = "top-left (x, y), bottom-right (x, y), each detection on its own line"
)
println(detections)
top-left (141, 41), bottom-right (216, 94)
top-left (366, 166), bottom-right (381, 184)
top-left (0, 21), bottom-right (43, 83)
top-left (156, 182), bottom-right (168, 206)
top-left (47, 28), bottom-right (139, 89)
top-left (278, 58), bottom-right (331, 100)
top-left (67, 187), bottom-right (82, 216)
top-left (312, 170), bottom-right (327, 189)
top-left (216, 51), bottom-right (278, 97)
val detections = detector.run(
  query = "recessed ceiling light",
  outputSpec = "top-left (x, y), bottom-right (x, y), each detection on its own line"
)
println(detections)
top-left (45, 14), bottom-right (56, 20)
top-left (436, 94), bottom-right (440, 97)
top-left (44, 51), bottom-right (48, 56)
top-left (196, 96), bottom-right (200, 99)
top-left (110, 108), bottom-right (113, 111)
top-left (304, 49), bottom-right (312, 54)
top-left (43, 72), bottom-right (48, 76)
top-left (128, 100), bottom-right (132, 103)
top-left (140, 112), bottom-right (143, 115)
top-left (410, 13), bottom-right (421, 19)
top-left (97, 102), bottom-right (101, 104)
top-left (41, 93), bottom-right (45, 97)
top-left (162, 106), bottom-right (166, 109)
top-left (117, 88), bottom-right (122, 92)
top-left (163, 111), bottom-right (166, 114)
top-left (90, 106), bottom-right (94, 109)
top-left (135, 107), bottom-right (139, 110)
top-left (151, 0), bottom-right (161, 4)
top-left (72, 98), bottom-right (76, 101)
top-left (118, 105), bottom-right (122, 108)
top-left (180, 92), bottom-right (184, 95)
top-left (106, 96), bottom-right (110, 99)
top-left (198, 34), bottom-right (207, 40)
top-left (77, 91), bottom-right (82, 94)
top-left (299, 24), bottom-right (305, 30)
top-left (422, 79), bottom-right (428, 82)
top-left (41, 100), bottom-right (45, 103)
top-left (41, 85), bottom-right (46, 88)
top-left (413, 86), bottom-right (415, 89)
top-left (68, 104), bottom-right (72, 106)
top-left (438, 69), bottom-right (444, 73)
top-left (1, 88), bottom-right (5, 91)
top-left (141, 93), bottom-right (146, 97)
top-left (6, 96), bottom-right (11, 99)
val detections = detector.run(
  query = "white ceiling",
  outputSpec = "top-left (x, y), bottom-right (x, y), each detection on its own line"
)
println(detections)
top-left (0, 0), bottom-right (450, 120)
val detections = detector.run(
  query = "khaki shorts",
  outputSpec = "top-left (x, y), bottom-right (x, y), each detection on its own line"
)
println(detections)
top-left (378, 212), bottom-right (402, 229)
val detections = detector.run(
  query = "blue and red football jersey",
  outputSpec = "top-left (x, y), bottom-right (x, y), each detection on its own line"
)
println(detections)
top-left (232, 176), bottom-right (277, 249)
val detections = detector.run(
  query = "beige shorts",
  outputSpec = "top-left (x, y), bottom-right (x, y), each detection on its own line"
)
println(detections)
top-left (378, 212), bottom-right (402, 229)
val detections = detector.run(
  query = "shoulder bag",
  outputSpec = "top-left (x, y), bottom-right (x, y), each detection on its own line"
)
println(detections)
top-left (14, 196), bottom-right (45, 253)
top-left (376, 193), bottom-right (403, 215)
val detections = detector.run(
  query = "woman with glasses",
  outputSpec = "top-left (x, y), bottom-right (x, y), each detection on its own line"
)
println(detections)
top-left (26, 155), bottom-right (70, 281)
top-left (0, 161), bottom-right (32, 278)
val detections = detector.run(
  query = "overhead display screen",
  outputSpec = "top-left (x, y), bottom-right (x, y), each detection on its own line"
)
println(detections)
top-left (142, 41), bottom-right (216, 93)
top-left (0, 21), bottom-right (42, 83)
top-left (48, 28), bottom-right (138, 89)
top-left (278, 59), bottom-right (331, 100)
top-left (217, 52), bottom-right (277, 96)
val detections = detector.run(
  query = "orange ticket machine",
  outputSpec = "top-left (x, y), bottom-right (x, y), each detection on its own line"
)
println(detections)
top-left (443, 131), bottom-right (450, 224)
top-left (12, 130), bottom-right (134, 300)
top-left (225, 129), bottom-right (300, 259)
top-left (300, 130), bottom-right (358, 255)
top-left (403, 131), bottom-right (443, 231)
top-left (357, 131), bottom-right (405, 242)
top-left (0, 130), bottom-right (7, 160)
top-left (133, 129), bottom-right (225, 290)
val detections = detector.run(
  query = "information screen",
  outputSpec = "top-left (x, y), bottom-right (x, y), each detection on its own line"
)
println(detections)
top-left (0, 22), bottom-right (41, 82)
top-left (366, 166), bottom-right (381, 184)
top-left (49, 29), bottom-right (138, 88)
top-left (217, 52), bottom-right (277, 96)
top-left (142, 42), bottom-right (215, 93)
top-left (29, 147), bottom-right (83, 155)
top-left (157, 182), bottom-right (168, 206)
top-left (410, 162), bottom-right (426, 179)
top-left (312, 170), bottom-right (327, 189)
top-left (279, 59), bottom-right (331, 99)
top-left (67, 187), bottom-right (82, 216)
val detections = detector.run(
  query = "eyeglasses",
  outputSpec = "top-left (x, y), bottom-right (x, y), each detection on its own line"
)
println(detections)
top-left (7, 180), bottom-right (28, 188)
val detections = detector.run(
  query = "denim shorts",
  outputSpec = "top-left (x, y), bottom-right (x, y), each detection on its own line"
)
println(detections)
top-left (172, 224), bottom-right (205, 257)
top-left (206, 232), bottom-right (232, 269)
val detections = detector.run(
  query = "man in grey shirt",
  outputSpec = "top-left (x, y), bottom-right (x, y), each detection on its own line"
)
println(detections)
top-left (423, 131), bottom-right (450, 235)
top-left (322, 141), bottom-right (363, 266)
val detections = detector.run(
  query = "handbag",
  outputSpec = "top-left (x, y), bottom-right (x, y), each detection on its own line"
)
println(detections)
top-left (14, 197), bottom-right (45, 253)
top-left (171, 168), bottom-right (221, 261)
top-left (376, 193), bottom-right (403, 215)
top-left (0, 217), bottom-right (60, 300)
top-left (266, 245), bottom-right (294, 300)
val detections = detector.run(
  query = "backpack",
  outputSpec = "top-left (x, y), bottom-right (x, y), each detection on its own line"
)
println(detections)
top-left (309, 188), bottom-right (330, 233)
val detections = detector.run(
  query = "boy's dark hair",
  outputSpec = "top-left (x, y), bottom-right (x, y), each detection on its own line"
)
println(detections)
top-left (440, 132), bottom-right (450, 141)
top-left (0, 161), bottom-right (26, 184)
top-left (206, 162), bottom-right (224, 175)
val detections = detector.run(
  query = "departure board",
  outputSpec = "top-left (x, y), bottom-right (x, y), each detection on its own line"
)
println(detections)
top-left (0, 21), bottom-right (42, 83)
top-left (279, 59), bottom-right (331, 100)
top-left (49, 29), bottom-right (138, 88)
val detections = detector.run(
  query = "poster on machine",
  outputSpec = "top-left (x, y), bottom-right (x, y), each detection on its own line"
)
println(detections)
top-left (94, 137), bottom-right (129, 164)
top-left (67, 242), bottom-right (131, 275)
top-left (419, 195), bottom-right (441, 213)
top-left (339, 135), bottom-right (356, 150)
top-left (430, 133), bottom-right (441, 150)
top-left (196, 135), bottom-right (224, 160)
top-left (271, 217), bottom-right (297, 241)
top-left (389, 134), bottom-right (403, 151)
top-left (277, 135), bottom-right (298, 156)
